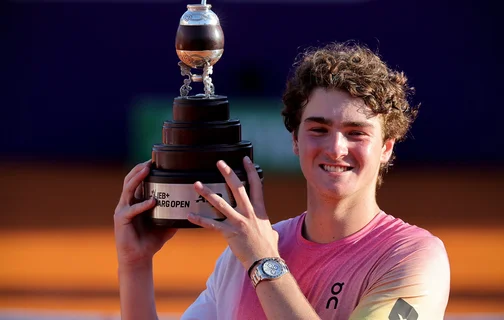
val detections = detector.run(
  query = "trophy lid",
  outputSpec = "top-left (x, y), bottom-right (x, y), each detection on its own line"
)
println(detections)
top-left (180, 4), bottom-right (220, 26)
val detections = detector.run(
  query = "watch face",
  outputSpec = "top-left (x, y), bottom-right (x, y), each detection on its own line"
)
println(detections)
top-left (262, 260), bottom-right (283, 277)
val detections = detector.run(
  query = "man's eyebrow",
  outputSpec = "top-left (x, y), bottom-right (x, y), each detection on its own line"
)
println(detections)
top-left (303, 116), bottom-right (333, 126)
top-left (303, 117), bottom-right (374, 129)
top-left (341, 121), bottom-right (375, 128)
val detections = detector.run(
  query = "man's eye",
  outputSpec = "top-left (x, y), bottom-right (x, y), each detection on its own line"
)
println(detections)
top-left (349, 131), bottom-right (365, 136)
top-left (310, 128), bottom-right (327, 133)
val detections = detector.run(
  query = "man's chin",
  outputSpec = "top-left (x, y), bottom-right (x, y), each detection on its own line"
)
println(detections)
top-left (316, 183), bottom-right (353, 200)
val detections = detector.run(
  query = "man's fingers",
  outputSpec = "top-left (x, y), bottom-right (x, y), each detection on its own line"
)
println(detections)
top-left (134, 183), bottom-right (144, 202)
top-left (243, 156), bottom-right (267, 218)
top-left (216, 160), bottom-right (252, 215)
top-left (120, 166), bottom-right (150, 206)
top-left (187, 212), bottom-right (230, 233)
top-left (123, 160), bottom-right (151, 188)
top-left (194, 181), bottom-right (243, 221)
top-left (121, 197), bottom-right (157, 222)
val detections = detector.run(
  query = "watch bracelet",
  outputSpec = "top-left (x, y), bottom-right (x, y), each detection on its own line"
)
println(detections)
top-left (247, 259), bottom-right (262, 278)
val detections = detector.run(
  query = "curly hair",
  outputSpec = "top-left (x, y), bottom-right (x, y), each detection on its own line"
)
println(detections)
top-left (282, 42), bottom-right (419, 187)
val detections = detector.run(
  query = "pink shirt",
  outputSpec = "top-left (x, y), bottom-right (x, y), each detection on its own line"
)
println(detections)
top-left (182, 211), bottom-right (450, 319)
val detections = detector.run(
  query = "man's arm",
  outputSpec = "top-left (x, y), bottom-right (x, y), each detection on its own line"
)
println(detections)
top-left (114, 161), bottom-right (177, 320)
top-left (255, 273), bottom-right (320, 319)
top-left (187, 157), bottom-right (321, 319)
top-left (349, 236), bottom-right (450, 320)
top-left (118, 261), bottom-right (158, 320)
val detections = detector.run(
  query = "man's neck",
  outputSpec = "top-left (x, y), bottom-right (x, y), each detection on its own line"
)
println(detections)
top-left (303, 187), bottom-right (380, 244)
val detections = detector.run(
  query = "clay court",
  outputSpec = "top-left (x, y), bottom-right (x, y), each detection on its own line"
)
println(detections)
top-left (1, 164), bottom-right (503, 318)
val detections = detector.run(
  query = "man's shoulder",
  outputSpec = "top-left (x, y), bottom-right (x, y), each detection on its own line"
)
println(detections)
top-left (377, 212), bottom-right (441, 240)
top-left (374, 212), bottom-right (448, 261)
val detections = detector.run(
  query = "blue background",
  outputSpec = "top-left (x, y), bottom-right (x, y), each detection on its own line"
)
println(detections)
top-left (2, 0), bottom-right (502, 165)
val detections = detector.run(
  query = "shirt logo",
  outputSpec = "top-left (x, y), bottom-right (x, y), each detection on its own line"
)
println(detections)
top-left (325, 282), bottom-right (344, 309)
top-left (389, 298), bottom-right (418, 320)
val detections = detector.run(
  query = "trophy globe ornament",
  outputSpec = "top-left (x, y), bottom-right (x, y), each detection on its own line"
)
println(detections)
top-left (142, 1), bottom-right (262, 228)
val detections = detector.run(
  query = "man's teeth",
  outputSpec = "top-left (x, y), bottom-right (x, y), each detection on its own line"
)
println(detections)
top-left (323, 165), bottom-right (350, 172)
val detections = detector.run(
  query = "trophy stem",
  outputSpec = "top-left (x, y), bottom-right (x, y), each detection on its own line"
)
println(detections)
top-left (203, 63), bottom-right (215, 98)
top-left (178, 61), bottom-right (215, 98)
top-left (178, 61), bottom-right (193, 97)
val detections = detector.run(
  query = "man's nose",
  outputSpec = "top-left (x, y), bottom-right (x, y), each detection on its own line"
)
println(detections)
top-left (325, 132), bottom-right (348, 158)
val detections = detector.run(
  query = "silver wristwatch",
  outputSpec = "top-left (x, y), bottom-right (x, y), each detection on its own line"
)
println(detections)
top-left (249, 257), bottom-right (290, 288)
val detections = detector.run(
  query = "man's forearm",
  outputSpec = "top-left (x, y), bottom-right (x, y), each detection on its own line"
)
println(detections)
top-left (118, 260), bottom-right (158, 320)
top-left (255, 273), bottom-right (320, 320)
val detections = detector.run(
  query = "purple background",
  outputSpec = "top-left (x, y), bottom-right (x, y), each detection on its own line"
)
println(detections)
top-left (2, 0), bottom-right (502, 165)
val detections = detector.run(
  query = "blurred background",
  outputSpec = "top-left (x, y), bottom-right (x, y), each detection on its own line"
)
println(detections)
top-left (1, 0), bottom-right (503, 319)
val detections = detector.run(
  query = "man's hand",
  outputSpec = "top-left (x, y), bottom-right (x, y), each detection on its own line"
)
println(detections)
top-left (114, 160), bottom-right (177, 268)
top-left (188, 156), bottom-right (279, 270)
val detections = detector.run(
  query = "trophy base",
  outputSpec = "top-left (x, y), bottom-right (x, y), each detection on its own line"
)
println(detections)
top-left (145, 95), bottom-right (263, 229)
top-left (143, 167), bottom-right (262, 229)
top-left (152, 217), bottom-right (226, 229)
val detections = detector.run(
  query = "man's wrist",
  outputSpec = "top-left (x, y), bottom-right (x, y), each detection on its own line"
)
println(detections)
top-left (247, 258), bottom-right (263, 278)
top-left (243, 249), bottom-right (281, 274)
top-left (118, 258), bottom-right (153, 274)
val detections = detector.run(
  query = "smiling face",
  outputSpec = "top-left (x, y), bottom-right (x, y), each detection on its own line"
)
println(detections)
top-left (293, 88), bottom-right (395, 200)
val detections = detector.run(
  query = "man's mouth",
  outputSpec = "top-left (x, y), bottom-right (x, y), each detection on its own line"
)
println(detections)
top-left (320, 164), bottom-right (353, 173)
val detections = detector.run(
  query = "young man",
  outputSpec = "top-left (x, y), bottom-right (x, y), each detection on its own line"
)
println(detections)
top-left (114, 42), bottom-right (450, 319)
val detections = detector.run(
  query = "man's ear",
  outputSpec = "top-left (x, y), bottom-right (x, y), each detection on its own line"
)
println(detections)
top-left (380, 139), bottom-right (395, 163)
top-left (292, 132), bottom-right (299, 156)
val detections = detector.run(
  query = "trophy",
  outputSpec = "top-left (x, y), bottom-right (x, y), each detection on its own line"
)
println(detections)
top-left (143, 1), bottom-right (263, 228)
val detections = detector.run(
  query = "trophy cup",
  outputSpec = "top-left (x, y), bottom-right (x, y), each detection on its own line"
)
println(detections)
top-left (143, 1), bottom-right (263, 228)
